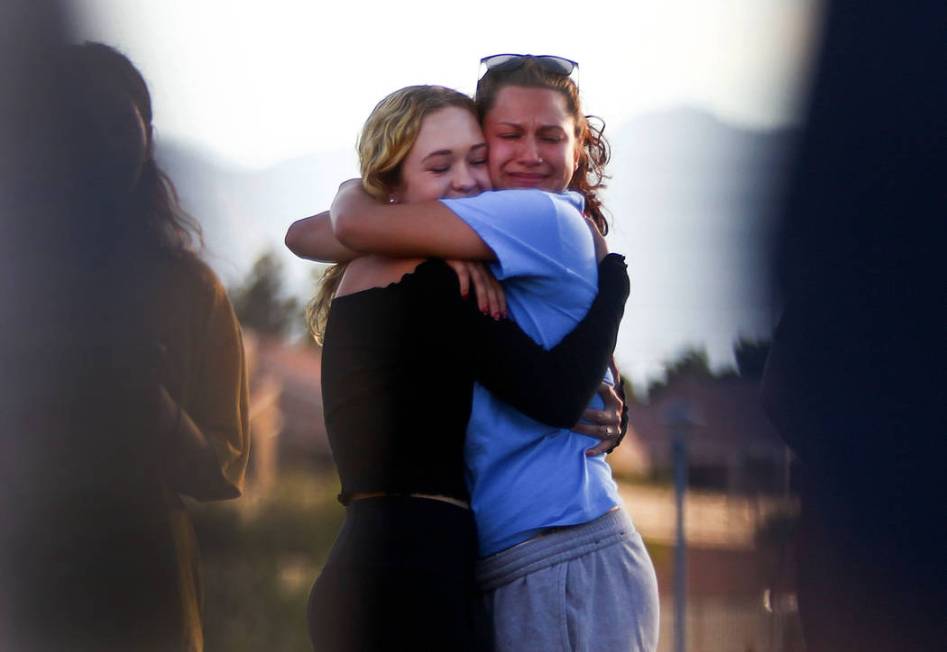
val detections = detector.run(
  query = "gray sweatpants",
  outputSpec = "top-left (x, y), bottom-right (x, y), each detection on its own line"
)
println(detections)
top-left (476, 508), bottom-right (659, 652)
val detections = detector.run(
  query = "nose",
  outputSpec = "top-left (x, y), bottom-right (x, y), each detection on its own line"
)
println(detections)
top-left (450, 163), bottom-right (478, 194)
top-left (517, 136), bottom-right (542, 166)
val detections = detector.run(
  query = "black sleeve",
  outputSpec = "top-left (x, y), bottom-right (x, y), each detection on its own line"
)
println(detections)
top-left (467, 253), bottom-right (630, 428)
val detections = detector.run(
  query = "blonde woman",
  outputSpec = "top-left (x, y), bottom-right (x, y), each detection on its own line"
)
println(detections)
top-left (289, 86), bottom-right (628, 651)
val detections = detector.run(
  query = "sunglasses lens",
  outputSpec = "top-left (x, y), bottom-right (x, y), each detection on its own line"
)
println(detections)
top-left (539, 56), bottom-right (575, 76)
top-left (482, 54), bottom-right (523, 73)
top-left (479, 54), bottom-right (579, 84)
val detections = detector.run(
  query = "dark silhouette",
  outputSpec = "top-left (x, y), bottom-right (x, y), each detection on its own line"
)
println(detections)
top-left (733, 338), bottom-right (770, 380)
top-left (1, 32), bottom-right (249, 651)
top-left (761, 2), bottom-right (946, 650)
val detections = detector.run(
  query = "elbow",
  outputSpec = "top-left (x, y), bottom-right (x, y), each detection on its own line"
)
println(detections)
top-left (284, 220), bottom-right (306, 256)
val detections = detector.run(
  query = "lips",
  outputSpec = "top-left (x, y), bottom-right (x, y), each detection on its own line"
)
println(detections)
top-left (505, 172), bottom-right (548, 188)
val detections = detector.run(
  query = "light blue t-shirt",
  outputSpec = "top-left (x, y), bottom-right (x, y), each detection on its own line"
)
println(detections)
top-left (440, 189), bottom-right (622, 556)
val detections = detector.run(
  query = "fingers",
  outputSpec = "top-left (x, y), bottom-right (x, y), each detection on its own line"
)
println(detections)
top-left (466, 262), bottom-right (507, 319)
top-left (580, 408), bottom-right (615, 424)
top-left (489, 274), bottom-right (510, 319)
top-left (481, 267), bottom-right (506, 319)
top-left (585, 438), bottom-right (616, 457)
top-left (445, 261), bottom-right (508, 319)
top-left (576, 422), bottom-right (621, 457)
top-left (446, 260), bottom-right (471, 299)
top-left (597, 382), bottom-right (622, 410)
top-left (466, 262), bottom-right (491, 313)
top-left (579, 384), bottom-right (623, 431)
top-left (572, 421), bottom-right (620, 438)
top-left (575, 381), bottom-right (624, 455)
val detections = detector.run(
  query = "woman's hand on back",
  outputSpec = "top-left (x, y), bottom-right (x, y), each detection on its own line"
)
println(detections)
top-left (446, 260), bottom-right (507, 320)
top-left (574, 381), bottom-right (623, 456)
top-left (574, 358), bottom-right (628, 456)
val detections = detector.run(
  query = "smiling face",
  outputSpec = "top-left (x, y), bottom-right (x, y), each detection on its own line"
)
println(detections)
top-left (395, 106), bottom-right (492, 203)
top-left (482, 85), bottom-right (580, 192)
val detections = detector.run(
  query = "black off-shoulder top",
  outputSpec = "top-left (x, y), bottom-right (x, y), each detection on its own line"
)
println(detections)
top-left (321, 255), bottom-right (629, 505)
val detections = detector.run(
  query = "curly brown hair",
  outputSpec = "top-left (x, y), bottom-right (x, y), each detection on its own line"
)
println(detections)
top-left (475, 58), bottom-right (611, 235)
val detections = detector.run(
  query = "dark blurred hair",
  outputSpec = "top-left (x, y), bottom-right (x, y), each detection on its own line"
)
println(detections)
top-left (475, 58), bottom-right (611, 234)
top-left (66, 42), bottom-right (202, 255)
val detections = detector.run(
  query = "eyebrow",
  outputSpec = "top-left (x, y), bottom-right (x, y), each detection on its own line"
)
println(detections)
top-left (422, 142), bottom-right (487, 162)
top-left (496, 122), bottom-right (566, 132)
top-left (422, 149), bottom-right (454, 161)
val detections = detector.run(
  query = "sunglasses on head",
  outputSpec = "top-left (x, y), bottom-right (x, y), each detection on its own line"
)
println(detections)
top-left (478, 53), bottom-right (580, 85)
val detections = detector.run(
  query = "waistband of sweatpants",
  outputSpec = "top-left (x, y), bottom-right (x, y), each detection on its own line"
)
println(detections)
top-left (475, 508), bottom-right (636, 591)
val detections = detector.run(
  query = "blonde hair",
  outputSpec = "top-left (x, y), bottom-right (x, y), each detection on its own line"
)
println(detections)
top-left (307, 86), bottom-right (477, 343)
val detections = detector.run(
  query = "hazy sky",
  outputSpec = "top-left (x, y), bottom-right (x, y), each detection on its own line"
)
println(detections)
top-left (72, 0), bottom-right (820, 167)
top-left (69, 0), bottom-right (822, 385)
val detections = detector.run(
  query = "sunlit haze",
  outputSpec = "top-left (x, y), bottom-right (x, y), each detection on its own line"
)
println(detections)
top-left (73, 0), bottom-right (819, 167)
top-left (70, 0), bottom-right (823, 385)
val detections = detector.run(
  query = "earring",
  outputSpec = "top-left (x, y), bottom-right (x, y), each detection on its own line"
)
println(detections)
top-left (388, 196), bottom-right (396, 204)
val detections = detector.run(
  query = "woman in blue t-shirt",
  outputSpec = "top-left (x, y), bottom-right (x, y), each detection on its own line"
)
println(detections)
top-left (291, 57), bottom-right (659, 651)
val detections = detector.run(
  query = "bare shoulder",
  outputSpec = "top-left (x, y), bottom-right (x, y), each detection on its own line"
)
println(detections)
top-left (335, 256), bottom-right (428, 297)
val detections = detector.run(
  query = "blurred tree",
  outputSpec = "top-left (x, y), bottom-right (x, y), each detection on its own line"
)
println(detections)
top-left (646, 346), bottom-right (714, 398)
top-left (231, 250), bottom-right (300, 338)
top-left (645, 339), bottom-right (772, 399)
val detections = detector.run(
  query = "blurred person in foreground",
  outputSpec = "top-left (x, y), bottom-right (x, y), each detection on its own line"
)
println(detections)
top-left (0, 40), bottom-right (249, 651)
top-left (761, 2), bottom-right (946, 651)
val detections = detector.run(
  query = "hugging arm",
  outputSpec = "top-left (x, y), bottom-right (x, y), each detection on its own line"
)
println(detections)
top-left (285, 197), bottom-right (508, 315)
top-left (330, 180), bottom-right (495, 260)
top-left (467, 254), bottom-right (629, 429)
top-left (285, 210), bottom-right (359, 263)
